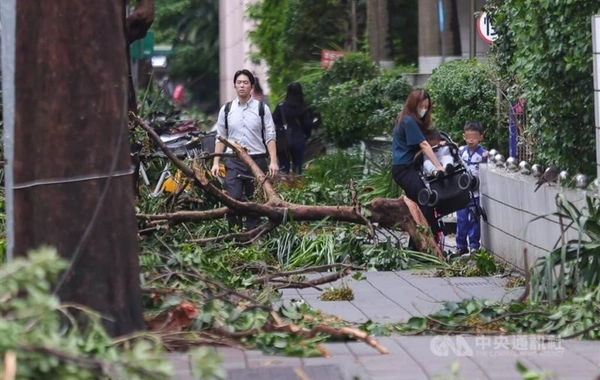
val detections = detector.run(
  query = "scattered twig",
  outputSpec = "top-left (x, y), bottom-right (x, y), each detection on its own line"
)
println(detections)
top-left (560, 321), bottom-right (600, 340)
top-left (266, 321), bottom-right (389, 354)
top-left (349, 179), bottom-right (374, 238)
top-left (481, 310), bottom-right (551, 326)
top-left (254, 263), bottom-right (363, 283)
top-left (257, 267), bottom-right (354, 289)
top-left (189, 221), bottom-right (278, 244)
top-left (518, 248), bottom-right (530, 302)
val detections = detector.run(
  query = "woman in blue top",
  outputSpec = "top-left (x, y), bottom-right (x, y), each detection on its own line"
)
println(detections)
top-left (392, 89), bottom-right (444, 236)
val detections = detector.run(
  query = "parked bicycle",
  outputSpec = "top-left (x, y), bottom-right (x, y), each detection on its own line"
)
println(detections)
top-left (138, 126), bottom-right (218, 197)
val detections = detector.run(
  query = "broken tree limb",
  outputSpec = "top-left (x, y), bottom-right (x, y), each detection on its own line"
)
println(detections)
top-left (132, 114), bottom-right (441, 256)
top-left (215, 136), bottom-right (281, 202)
top-left (255, 267), bottom-right (355, 290)
top-left (126, 0), bottom-right (155, 44)
top-left (137, 208), bottom-right (229, 223)
top-left (190, 221), bottom-right (279, 245)
top-left (265, 320), bottom-right (389, 354)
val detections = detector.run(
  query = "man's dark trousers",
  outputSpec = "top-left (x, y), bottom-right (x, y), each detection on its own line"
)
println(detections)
top-left (224, 157), bottom-right (268, 231)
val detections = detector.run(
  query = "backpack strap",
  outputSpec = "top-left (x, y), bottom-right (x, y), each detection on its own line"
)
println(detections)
top-left (224, 100), bottom-right (267, 150)
top-left (224, 101), bottom-right (232, 133)
top-left (259, 100), bottom-right (266, 148)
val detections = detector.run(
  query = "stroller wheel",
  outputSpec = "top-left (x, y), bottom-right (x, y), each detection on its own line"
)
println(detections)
top-left (427, 190), bottom-right (439, 207)
top-left (470, 176), bottom-right (480, 191)
top-left (418, 188), bottom-right (431, 205)
top-left (458, 172), bottom-right (472, 190)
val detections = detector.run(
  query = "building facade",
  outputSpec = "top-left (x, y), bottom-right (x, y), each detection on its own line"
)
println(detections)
top-left (418, 0), bottom-right (492, 74)
top-left (219, 0), bottom-right (269, 105)
top-left (218, 0), bottom-right (494, 100)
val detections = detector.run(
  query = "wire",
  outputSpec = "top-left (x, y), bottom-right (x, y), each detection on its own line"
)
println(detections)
top-left (13, 168), bottom-right (133, 189)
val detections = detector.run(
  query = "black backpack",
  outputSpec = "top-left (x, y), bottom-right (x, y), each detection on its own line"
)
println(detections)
top-left (223, 100), bottom-right (266, 148)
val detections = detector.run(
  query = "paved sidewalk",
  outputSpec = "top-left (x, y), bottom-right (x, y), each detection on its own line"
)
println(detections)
top-left (166, 270), bottom-right (600, 380)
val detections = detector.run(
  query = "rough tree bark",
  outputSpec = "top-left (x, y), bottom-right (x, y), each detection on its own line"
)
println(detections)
top-left (14, 1), bottom-right (144, 336)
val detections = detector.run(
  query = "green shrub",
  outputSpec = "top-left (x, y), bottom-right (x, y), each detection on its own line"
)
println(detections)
top-left (490, 0), bottom-right (600, 175)
top-left (314, 53), bottom-right (380, 101)
top-left (317, 71), bottom-right (412, 148)
top-left (425, 59), bottom-right (506, 151)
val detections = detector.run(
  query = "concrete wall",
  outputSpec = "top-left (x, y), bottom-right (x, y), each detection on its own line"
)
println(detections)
top-left (480, 165), bottom-right (588, 271)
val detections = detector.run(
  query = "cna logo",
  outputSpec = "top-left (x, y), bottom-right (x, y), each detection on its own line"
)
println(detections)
top-left (430, 336), bottom-right (474, 357)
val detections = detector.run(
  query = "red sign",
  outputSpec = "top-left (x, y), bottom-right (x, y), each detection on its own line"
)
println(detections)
top-left (321, 50), bottom-right (345, 69)
top-left (477, 11), bottom-right (498, 44)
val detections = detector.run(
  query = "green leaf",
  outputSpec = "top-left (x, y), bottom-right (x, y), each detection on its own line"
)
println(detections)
top-left (406, 317), bottom-right (426, 329)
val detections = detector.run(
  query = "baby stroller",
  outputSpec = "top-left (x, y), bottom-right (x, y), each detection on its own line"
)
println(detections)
top-left (414, 131), bottom-right (486, 251)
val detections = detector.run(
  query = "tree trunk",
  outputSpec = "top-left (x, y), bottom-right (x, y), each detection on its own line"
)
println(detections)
top-left (367, 0), bottom-right (391, 63)
top-left (13, 1), bottom-right (144, 336)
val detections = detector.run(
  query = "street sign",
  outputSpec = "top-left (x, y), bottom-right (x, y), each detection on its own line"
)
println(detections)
top-left (321, 50), bottom-right (345, 69)
top-left (476, 11), bottom-right (497, 44)
top-left (130, 31), bottom-right (154, 60)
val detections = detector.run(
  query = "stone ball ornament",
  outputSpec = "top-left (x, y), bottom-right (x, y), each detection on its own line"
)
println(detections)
top-left (575, 174), bottom-right (589, 189)
top-left (488, 149), bottom-right (499, 163)
top-left (494, 154), bottom-right (505, 166)
top-left (558, 170), bottom-right (569, 183)
top-left (505, 157), bottom-right (518, 171)
top-left (518, 161), bottom-right (531, 175)
top-left (531, 164), bottom-right (543, 178)
top-left (589, 178), bottom-right (600, 193)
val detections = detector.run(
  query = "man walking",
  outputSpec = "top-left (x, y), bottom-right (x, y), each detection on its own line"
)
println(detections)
top-left (211, 69), bottom-right (279, 231)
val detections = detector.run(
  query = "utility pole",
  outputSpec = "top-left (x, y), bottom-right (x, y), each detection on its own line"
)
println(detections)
top-left (351, 0), bottom-right (357, 52)
top-left (469, 0), bottom-right (476, 59)
top-left (1, 0), bottom-right (15, 261)
top-left (593, 15), bottom-right (600, 184)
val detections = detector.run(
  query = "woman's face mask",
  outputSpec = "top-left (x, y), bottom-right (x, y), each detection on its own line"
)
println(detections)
top-left (418, 108), bottom-right (428, 118)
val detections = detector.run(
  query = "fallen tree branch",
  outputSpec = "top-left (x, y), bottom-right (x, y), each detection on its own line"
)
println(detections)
top-left (190, 221), bottom-right (278, 244)
top-left (264, 320), bottom-right (388, 354)
top-left (253, 264), bottom-right (362, 289)
top-left (518, 248), bottom-right (530, 302)
top-left (349, 179), bottom-right (374, 238)
top-left (137, 208), bottom-right (229, 223)
top-left (126, 0), bottom-right (155, 44)
top-left (132, 113), bottom-right (441, 254)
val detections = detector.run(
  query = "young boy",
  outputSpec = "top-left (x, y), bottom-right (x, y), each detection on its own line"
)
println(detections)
top-left (454, 121), bottom-right (488, 256)
top-left (422, 129), bottom-right (455, 178)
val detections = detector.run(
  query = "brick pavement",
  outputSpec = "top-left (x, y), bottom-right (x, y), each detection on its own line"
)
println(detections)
top-left (166, 271), bottom-right (600, 380)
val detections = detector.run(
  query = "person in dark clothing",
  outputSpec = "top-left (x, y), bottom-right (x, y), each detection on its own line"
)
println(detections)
top-left (251, 77), bottom-right (270, 106)
top-left (391, 88), bottom-right (444, 239)
top-left (272, 82), bottom-right (313, 175)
